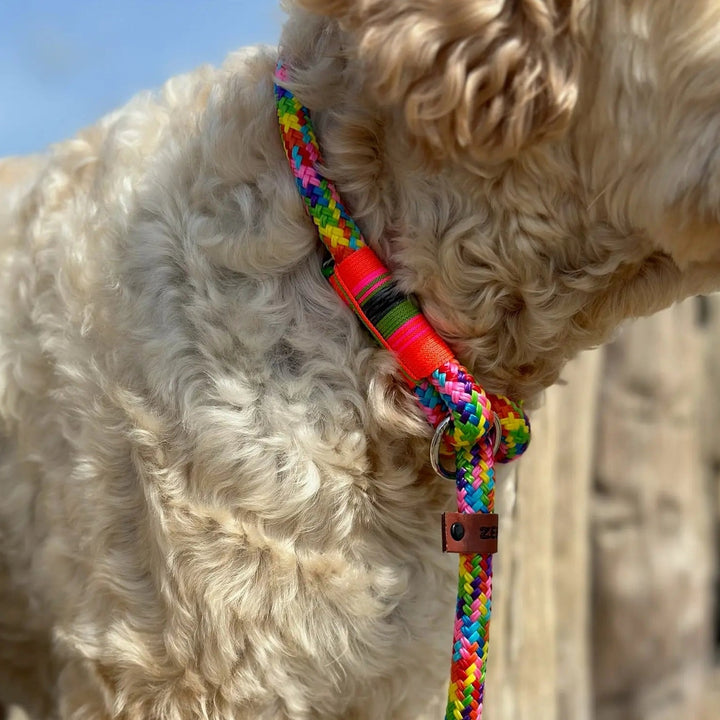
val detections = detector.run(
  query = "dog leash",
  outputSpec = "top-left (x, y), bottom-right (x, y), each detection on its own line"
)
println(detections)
top-left (274, 63), bottom-right (531, 720)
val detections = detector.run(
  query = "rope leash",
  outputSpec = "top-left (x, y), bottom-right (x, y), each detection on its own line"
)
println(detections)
top-left (274, 64), bottom-right (531, 720)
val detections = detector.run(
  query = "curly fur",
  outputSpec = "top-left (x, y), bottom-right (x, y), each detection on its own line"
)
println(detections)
top-left (1, 1), bottom-right (720, 718)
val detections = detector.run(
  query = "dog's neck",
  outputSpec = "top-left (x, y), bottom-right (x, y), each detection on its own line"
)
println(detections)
top-left (276, 11), bottom-right (699, 403)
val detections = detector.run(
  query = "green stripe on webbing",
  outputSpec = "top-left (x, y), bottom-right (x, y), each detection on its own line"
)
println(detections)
top-left (355, 272), bottom-right (391, 302)
top-left (375, 299), bottom-right (420, 339)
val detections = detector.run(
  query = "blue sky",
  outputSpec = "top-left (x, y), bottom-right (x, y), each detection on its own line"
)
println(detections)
top-left (0, 1), bottom-right (284, 156)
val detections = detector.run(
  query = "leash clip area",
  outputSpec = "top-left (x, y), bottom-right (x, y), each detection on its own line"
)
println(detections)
top-left (430, 413), bottom-right (502, 480)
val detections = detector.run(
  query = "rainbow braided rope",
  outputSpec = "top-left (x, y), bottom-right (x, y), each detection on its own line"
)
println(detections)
top-left (275, 64), bottom-right (530, 720)
top-left (429, 362), bottom-right (497, 720)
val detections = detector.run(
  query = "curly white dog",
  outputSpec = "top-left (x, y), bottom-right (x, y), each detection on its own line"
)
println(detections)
top-left (2, 1), bottom-right (720, 718)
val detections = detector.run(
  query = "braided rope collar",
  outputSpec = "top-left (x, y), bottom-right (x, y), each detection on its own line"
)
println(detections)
top-left (274, 63), bottom-right (531, 720)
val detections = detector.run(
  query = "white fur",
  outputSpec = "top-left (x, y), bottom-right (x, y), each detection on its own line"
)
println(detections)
top-left (1, 2), bottom-right (720, 718)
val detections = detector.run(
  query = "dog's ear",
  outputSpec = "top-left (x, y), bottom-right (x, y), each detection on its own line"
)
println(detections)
top-left (295, 0), bottom-right (586, 163)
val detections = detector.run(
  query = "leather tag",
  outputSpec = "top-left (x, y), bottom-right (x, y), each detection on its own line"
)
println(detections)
top-left (442, 512), bottom-right (499, 554)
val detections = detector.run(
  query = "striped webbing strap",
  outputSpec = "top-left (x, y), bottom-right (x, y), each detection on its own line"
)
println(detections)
top-left (274, 63), bottom-right (531, 720)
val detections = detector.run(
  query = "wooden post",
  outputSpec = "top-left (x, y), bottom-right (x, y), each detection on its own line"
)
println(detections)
top-left (591, 302), bottom-right (715, 720)
top-left (488, 298), bottom-right (717, 720)
top-left (487, 349), bottom-right (601, 720)
top-left (699, 294), bottom-right (720, 718)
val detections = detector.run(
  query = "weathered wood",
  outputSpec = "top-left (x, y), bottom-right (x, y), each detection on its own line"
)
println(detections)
top-left (487, 348), bottom-right (601, 720)
top-left (699, 295), bottom-right (720, 714)
top-left (700, 670), bottom-right (720, 720)
top-left (591, 302), bottom-right (715, 720)
top-left (552, 351), bottom-right (602, 720)
top-left (485, 395), bottom-right (559, 720)
top-left (700, 294), bottom-right (720, 537)
top-left (489, 298), bottom-right (718, 720)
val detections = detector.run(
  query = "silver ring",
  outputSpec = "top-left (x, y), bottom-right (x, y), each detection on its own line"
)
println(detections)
top-left (430, 413), bottom-right (503, 479)
top-left (430, 416), bottom-right (455, 479)
top-left (491, 413), bottom-right (502, 455)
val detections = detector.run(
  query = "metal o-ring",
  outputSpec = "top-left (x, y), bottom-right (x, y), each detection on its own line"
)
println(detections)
top-left (491, 413), bottom-right (502, 455)
top-left (430, 416), bottom-right (455, 479)
top-left (429, 413), bottom-right (503, 480)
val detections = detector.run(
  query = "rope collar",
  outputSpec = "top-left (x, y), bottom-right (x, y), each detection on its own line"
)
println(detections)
top-left (274, 63), bottom-right (530, 720)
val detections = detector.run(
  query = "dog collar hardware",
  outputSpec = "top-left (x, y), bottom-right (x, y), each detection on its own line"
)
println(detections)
top-left (430, 413), bottom-right (503, 479)
top-left (274, 62), bottom-right (531, 720)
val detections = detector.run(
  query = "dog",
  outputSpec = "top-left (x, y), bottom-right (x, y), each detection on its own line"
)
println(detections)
top-left (2, 1), bottom-right (720, 718)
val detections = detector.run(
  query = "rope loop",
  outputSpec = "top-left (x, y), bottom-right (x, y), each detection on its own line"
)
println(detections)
top-left (430, 360), bottom-right (494, 448)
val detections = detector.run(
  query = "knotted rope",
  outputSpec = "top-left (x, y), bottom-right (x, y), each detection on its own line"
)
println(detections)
top-left (274, 64), bottom-right (530, 720)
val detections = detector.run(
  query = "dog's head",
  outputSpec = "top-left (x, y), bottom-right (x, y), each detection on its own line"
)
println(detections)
top-left (285, 0), bottom-right (720, 397)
